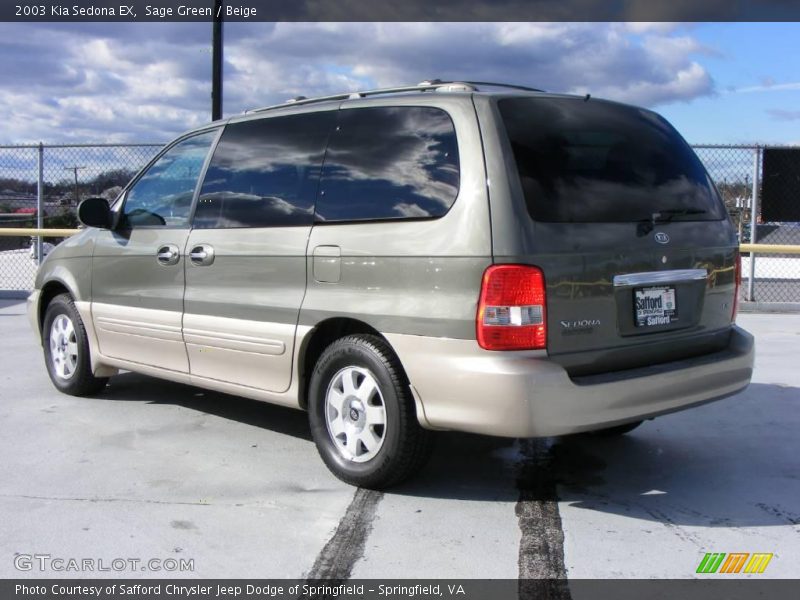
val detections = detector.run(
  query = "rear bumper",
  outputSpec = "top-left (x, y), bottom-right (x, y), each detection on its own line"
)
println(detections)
top-left (386, 326), bottom-right (754, 437)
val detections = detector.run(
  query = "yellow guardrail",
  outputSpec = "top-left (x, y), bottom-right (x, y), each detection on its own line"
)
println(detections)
top-left (0, 229), bottom-right (799, 255)
top-left (739, 244), bottom-right (800, 255)
top-left (0, 228), bottom-right (81, 237)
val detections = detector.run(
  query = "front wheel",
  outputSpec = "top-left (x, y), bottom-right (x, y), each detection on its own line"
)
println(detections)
top-left (308, 334), bottom-right (432, 489)
top-left (42, 293), bottom-right (108, 396)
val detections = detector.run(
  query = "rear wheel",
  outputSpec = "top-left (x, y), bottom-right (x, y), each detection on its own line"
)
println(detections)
top-left (308, 334), bottom-right (432, 489)
top-left (587, 420), bottom-right (643, 437)
top-left (42, 293), bottom-right (108, 396)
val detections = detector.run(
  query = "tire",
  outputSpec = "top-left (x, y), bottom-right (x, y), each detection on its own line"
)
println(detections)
top-left (587, 420), bottom-right (643, 437)
top-left (308, 334), bottom-right (433, 489)
top-left (42, 293), bottom-right (108, 396)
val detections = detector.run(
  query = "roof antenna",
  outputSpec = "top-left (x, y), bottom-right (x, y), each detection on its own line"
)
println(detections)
top-left (584, 93), bottom-right (591, 102)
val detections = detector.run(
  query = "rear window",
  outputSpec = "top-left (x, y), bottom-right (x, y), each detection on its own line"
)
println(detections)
top-left (498, 97), bottom-right (726, 223)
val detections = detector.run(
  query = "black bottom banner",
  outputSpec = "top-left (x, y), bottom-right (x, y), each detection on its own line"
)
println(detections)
top-left (3, 579), bottom-right (799, 600)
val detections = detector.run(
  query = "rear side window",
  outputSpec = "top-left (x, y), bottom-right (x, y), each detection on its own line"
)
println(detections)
top-left (194, 111), bottom-right (335, 228)
top-left (498, 97), bottom-right (726, 223)
top-left (315, 106), bottom-right (460, 222)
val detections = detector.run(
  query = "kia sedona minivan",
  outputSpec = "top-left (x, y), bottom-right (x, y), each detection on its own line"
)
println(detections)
top-left (29, 81), bottom-right (754, 488)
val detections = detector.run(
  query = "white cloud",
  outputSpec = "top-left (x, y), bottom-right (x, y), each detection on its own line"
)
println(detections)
top-left (227, 23), bottom-right (715, 111)
top-left (623, 22), bottom-right (683, 35)
top-left (736, 82), bottom-right (800, 93)
top-left (0, 22), bottom-right (715, 143)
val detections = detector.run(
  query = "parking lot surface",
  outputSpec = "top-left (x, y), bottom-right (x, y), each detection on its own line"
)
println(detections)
top-left (1, 299), bottom-right (798, 579)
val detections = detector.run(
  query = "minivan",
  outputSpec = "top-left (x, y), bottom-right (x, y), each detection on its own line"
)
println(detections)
top-left (29, 81), bottom-right (754, 488)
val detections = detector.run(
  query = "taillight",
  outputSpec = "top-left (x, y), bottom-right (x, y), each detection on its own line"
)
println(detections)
top-left (477, 264), bottom-right (547, 351)
top-left (732, 251), bottom-right (741, 322)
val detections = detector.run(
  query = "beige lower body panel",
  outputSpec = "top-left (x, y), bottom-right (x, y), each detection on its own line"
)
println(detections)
top-left (77, 301), bottom-right (119, 377)
top-left (92, 303), bottom-right (187, 373)
top-left (183, 313), bottom-right (294, 393)
top-left (95, 354), bottom-right (305, 409)
top-left (89, 324), bottom-right (311, 411)
top-left (26, 290), bottom-right (41, 339)
top-left (385, 327), bottom-right (755, 438)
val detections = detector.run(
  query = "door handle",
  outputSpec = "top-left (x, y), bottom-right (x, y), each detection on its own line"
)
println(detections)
top-left (189, 244), bottom-right (215, 266)
top-left (156, 244), bottom-right (180, 266)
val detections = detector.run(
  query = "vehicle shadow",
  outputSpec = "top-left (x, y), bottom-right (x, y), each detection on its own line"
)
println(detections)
top-left (98, 371), bottom-right (313, 442)
top-left (397, 382), bottom-right (800, 529)
top-left (95, 374), bottom-right (799, 527)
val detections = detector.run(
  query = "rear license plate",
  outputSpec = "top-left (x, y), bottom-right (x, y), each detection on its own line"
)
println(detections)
top-left (634, 286), bottom-right (677, 327)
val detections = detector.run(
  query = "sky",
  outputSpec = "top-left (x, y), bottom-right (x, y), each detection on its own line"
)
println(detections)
top-left (0, 22), bottom-right (798, 145)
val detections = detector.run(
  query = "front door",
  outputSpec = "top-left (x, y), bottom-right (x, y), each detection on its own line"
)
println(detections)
top-left (91, 129), bottom-right (219, 373)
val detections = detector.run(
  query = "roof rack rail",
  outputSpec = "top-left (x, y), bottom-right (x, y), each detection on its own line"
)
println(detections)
top-left (459, 81), bottom-right (545, 93)
top-left (245, 80), bottom-right (543, 114)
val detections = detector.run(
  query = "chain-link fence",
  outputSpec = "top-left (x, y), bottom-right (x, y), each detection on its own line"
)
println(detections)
top-left (694, 145), bottom-right (800, 304)
top-left (1, 142), bottom-right (799, 304)
top-left (0, 143), bottom-right (162, 290)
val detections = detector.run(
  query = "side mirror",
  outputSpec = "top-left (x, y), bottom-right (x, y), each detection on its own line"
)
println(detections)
top-left (77, 197), bottom-right (112, 229)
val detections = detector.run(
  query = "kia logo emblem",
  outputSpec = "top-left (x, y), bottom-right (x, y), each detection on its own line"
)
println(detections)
top-left (654, 232), bottom-right (670, 244)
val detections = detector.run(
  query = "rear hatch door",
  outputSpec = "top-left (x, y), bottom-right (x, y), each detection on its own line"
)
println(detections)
top-left (495, 96), bottom-right (739, 376)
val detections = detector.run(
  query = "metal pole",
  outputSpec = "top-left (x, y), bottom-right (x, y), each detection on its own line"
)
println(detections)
top-left (735, 176), bottom-right (744, 244)
top-left (747, 146), bottom-right (761, 302)
top-left (63, 166), bottom-right (86, 205)
top-left (212, 0), bottom-right (223, 121)
top-left (36, 143), bottom-right (44, 265)
top-left (737, 210), bottom-right (744, 244)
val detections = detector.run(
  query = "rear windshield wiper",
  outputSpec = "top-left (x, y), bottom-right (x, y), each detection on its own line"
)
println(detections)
top-left (652, 208), bottom-right (707, 223)
top-left (637, 208), bottom-right (707, 236)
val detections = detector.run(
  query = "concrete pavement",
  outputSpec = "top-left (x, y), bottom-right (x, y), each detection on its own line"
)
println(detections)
top-left (1, 300), bottom-right (797, 580)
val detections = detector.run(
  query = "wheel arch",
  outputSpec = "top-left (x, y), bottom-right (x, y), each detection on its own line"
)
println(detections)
top-left (297, 317), bottom-right (397, 411)
top-left (38, 279), bottom-right (75, 334)
top-left (37, 277), bottom-right (115, 379)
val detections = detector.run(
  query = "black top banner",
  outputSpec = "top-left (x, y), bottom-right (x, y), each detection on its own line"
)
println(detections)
top-left (3, 0), bottom-right (800, 22)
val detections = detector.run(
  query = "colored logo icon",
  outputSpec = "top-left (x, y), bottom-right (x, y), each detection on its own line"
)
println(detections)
top-left (696, 552), bottom-right (773, 574)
